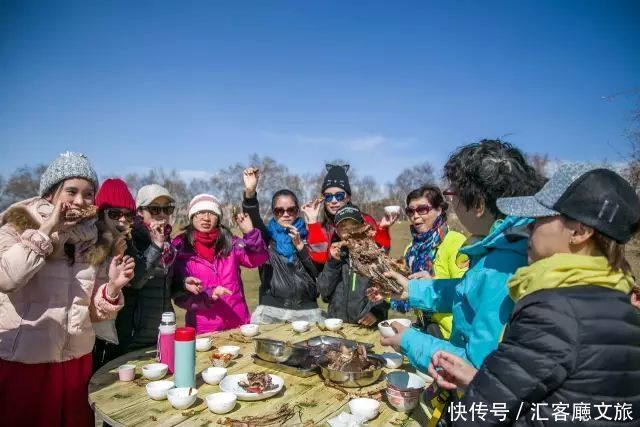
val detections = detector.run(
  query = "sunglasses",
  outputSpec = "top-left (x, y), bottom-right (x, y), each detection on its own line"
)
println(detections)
top-left (323, 192), bottom-right (347, 203)
top-left (443, 190), bottom-right (457, 198)
top-left (143, 205), bottom-right (175, 215)
top-left (405, 205), bottom-right (433, 216)
top-left (273, 206), bottom-right (299, 217)
top-left (106, 209), bottom-right (134, 221)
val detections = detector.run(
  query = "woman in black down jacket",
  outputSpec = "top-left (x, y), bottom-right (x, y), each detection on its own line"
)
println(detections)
top-left (427, 164), bottom-right (640, 426)
top-left (241, 168), bottom-right (323, 324)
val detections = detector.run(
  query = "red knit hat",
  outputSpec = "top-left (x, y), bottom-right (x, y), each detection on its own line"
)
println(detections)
top-left (95, 178), bottom-right (136, 212)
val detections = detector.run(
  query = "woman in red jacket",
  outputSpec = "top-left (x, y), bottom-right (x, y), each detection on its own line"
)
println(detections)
top-left (304, 164), bottom-right (397, 264)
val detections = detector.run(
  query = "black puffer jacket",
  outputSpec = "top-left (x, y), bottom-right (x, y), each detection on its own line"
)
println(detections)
top-left (115, 222), bottom-right (178, 352)
top-left (242, 194), bottom-right (319, 310)
top-left (458, 286), bottom-right (640, 426)
top-left (316, 252), bottom-right (389, 324)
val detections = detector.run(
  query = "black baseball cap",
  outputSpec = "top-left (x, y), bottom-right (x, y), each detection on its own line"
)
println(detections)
top-left (497, 164), bottom-right (640, 243)
top-left (334, 204), bottom-right (364, 225)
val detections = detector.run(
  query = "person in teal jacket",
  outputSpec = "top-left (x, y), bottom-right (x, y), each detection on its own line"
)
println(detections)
top-left (399, 215), bottom-right (530, 370)
top-left (368, 139), bottom-right (545, 373)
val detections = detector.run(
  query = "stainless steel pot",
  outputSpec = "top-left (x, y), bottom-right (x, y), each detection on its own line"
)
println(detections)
top-left (318, 355), bottom-right (385, 388)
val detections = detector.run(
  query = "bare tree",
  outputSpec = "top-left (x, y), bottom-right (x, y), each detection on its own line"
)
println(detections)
top-left (0, 164), bottom-right (47, 210)
top-left (527, 153), bottom-right (550, 178)
top-left (386, 161), bottom-right (436, 206)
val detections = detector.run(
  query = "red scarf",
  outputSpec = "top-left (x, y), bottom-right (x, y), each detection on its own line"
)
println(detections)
top-left (193, 229), bottom-right (220, 262)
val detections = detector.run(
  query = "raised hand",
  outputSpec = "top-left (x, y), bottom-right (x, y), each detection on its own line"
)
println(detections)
top-left (243, 167), bottom-right (260, 198)
top-left (301, 197), bottom-right (323, 224)
top-left (107, 255), bottom-right (135, 297)
top-left (379, 212), bottom-right (399, 229)
top-left (428, 351), bottom-right (478, 390)
top-left (235, 213), bottom-right (254, 234)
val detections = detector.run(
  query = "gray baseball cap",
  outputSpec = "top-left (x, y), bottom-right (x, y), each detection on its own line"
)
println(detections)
top-left (497, 163), bottom-right (640, 243)
top-left (136, 184), bottom-right (175, 207)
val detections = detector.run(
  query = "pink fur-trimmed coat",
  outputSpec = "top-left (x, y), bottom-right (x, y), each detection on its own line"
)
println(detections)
top-left (0, 198), bottom-right (124, 364)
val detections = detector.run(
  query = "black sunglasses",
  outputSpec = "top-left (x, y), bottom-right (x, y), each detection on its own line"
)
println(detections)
top-left (323, 192), bottom-right (347, 203)
top-left (273, 206), bottom-right (299, 217)
top-left (106, 209), bottom-right (134, 221)
top-left (143, 205), bottom-right (175, 215)
top-left (405, 205), bottom-right (433, 216)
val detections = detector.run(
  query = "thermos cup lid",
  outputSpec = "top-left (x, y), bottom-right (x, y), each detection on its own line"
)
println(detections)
top-left (175, 327), bottom-right (196, 342)
top-left (161, 312), bottom-right (176, 323)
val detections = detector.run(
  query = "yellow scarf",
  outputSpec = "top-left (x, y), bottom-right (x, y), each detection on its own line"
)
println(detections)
top-left (508, 253), bottom-right (634, 302)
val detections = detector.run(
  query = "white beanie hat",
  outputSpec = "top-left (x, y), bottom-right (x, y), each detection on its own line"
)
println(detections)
top-left (188, 194), bottom-right (222, 219)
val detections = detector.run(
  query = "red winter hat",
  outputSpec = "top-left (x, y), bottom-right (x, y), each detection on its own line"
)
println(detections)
top-left (95, 178), bottom-right (136, 212)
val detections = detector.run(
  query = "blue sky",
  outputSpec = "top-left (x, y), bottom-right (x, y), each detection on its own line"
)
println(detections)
top-left (1, 0), bottom-right (639, 185)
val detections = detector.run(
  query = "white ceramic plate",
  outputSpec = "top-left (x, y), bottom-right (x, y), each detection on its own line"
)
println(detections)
top-left (219, 374), bottom-right (284, 401)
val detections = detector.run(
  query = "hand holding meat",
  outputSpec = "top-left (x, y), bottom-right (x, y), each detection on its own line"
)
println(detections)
top-left (286, 225), bottom-right (305, 251)
top-left (39, 200), bottom-right (70, 236)
top-left (149, 219), bottom-right (167, 247)
top-left (339, 223), bottom-right (409, 295)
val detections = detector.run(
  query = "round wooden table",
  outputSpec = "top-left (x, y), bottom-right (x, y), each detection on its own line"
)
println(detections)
top-left (89, 323), bottom-right (429, 426)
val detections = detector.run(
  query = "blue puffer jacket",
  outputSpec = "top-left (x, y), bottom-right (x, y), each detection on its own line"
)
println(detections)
top-left (400, 216), bottom-right (531, 371)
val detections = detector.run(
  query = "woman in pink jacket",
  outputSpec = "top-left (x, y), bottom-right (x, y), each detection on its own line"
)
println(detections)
top-left (0, 152), bottom-right (135, 427)
top-left (173, 194), bottom-right (268, 334)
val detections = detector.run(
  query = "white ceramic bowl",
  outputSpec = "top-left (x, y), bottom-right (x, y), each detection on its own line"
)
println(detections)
top-left (415, 370), bottom-right (434, 386)
top-left (378, 318), bottom-right (412, 338)
top-left (324, 318), bottom-right (343, 331)
top-left (292, 320), bottom-right (310, 333)
top-left (202, 367), bottom-right (227, 385)
top-left (167, 387), bottom-right (198, 410)
top-left (206, 392), bottom-right (237, 414)
top-left (240, 324), bottom-right (260, 337)
top-left (384, 205), bottom-right (402, 215)
top-left (382, 352), bottom-right (404, 369)
top-left (196, 337), bottom-right (214, 352)
top-left (349, 397), bottom-right (381, 421)
top-left (145, 380), bottom-right (174, 400)
top-left (118, 364), bottom-right (136, 382)
top-left (218, 345), bottom-right (240, 359)
top-left (141, 363), bottom-right (168, 380)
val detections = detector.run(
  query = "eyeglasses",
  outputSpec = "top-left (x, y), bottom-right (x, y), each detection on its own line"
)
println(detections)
top-left (194, 211), bottom-right (216, 219)
top-left (106, 209), bottom-right (134, 221)
top-left (405, 205), bottom-right (433, 216)
top-left (143, 205), bottom-right (175, 215)
top-left (323, 192), bottom-right (347, 203)
top-left (443, 190), bottom-right (457, 202)
top-left (273, 206), bottom-right (299, 217)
